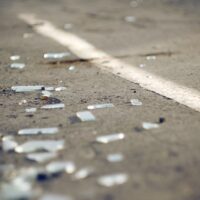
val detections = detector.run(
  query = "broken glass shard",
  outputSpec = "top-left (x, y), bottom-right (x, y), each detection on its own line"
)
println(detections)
top-left (26, 107), bottom-right (37, 113)
top-left (125, 16), bottom-right (136, 23)
top-left (76, 111), bottom-right (96, 121)
top-left (146, 56), bottom-right (156, 60)
top-left (40, 194), bottom-right (72, 200)
top-left (55, 87), bottom-right (67, 91)
top-left (64, 23), bottom-right (73, 30)
top-left (96, 133), bottom-right (125, 144)
top-left (41, 103), bottom-right (65, 109)
top-left (2, 136), bottom-right (18, 152)
top-left (142, 122), bottom-right (159, 130)
top-left (87, 103), bottom-right (114, 110)
top-left (18, 127), bottom-right (59, 135)
top-left (44, 52), bottom-right (70, 59)
top-left (41, 91), bottom-right (52, 98)
top-left (26, 152), bottom-right (57, 163)
top-left (73, 167), bottom-right (94, 180)
top-left (46, 161), bottom-right (76, 175)
top-left (130, 99), bottom-right (142, 106)
top-left (68, 66), bottom-right (75, 71)
top-left (10, 55), bottom-right (20, 61)
top-left (15, 140), bottom-right (65, 153)
top-left (10, 63), bottom-right (25, 69)
top-left (97, 173), bottom-right (128, 187)
top-left (12, 85), bottom-right (44, 93)
top-left (107, 153), bottom-right (124, 163)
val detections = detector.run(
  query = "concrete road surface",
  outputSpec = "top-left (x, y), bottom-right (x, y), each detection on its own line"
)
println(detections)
top-left (0, 0), bottom-right (200, 200)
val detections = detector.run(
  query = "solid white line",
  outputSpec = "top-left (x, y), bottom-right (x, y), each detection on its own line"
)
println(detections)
top-left (19, 13), bottom-right (200, 112)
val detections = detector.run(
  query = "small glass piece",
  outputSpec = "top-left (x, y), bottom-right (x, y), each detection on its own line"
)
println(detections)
top-left (97, 173), bottom-right (128, 187)
top-left (96, 133), bottom-right (125, 144)
top-left (26, 152), bottom-right (57, 163)
top-left (46, 161), bottom-right (76, 174)
top-left (15, 140), bottom-right (65, 153)
top-left (2, 136), bottom-right (18, 152)
top-left (10, 63), bottom-right (25, 69)
top-left (40, 194), bottom-right (72, 200)
top-left (18, 127), bottom-right (59, 135)
top-left (130, 99), bottom-right (142, 106)
top-left (87, 103), bottom-right (114, 110)
top-left (26, 108), bottom-right (37, 113)
top-left (41, 103), bottom-right (65, 109)
top-left (44, 52), bottom-right (70, 59)
top-left (76, 111), bottom-right (96, 121)
top-left (142, 122), bottom-right (159, 130)
top-left (10, 55), bottom-right (20, 61)
top-left (107, 153), bottom-right (124, 163)
top-left (73, 167), bottom-right (94, 180)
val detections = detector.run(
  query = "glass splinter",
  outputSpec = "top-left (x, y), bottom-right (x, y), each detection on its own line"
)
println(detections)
top-left (87, 103), bottom-right (114, 110)
top-left (76, 111), bottom-right (96, 121)
top-left (18, 127), bottom-right (59, 135)
top-left (96, 133), bottom-right (125, 144)
top-left (41, 103), bottom-right (65, 109)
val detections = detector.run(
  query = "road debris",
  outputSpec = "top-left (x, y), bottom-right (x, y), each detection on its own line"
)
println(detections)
top-left (26, 152), bottom-right (57, 163)
top-left (97, 173), bottom-right (128, 187)
top-left (76, 111), bottom-right (96, 122)
top-left (130, 99), bottom-right (142, 106)
top-left (26, 108), bottom-right (37, 113)
top-left (142, 122), bottom-right (159, 130)
top-left (55, 87), bottom-right (67, 91)
top-left (146, 56), bottom-right (156, 60)
top-left (19, 99), bottom-right (27, 105)
top-left (87, 103), bottom-right (114, 110)
top-left (15, 140), bottom-right (65, 153)
top-left (73, 167), bottom-right (94, 180)
top-left (44, 52), bottom-right (70, 59)
top-left (2, 136), bottom-right (18, 152)
top-left (40, 194), bottom-right (72, 200)
top-left (11, 85), bottom-right (47, 93)
top-left (68, 66), bottom-right (75, 71)
top-left (46, 161), bottom-right (76, 175)
top-left (41, 91), bottom-right (53, 99)
top-left (106, 153), bottom-right (124, 163)
top-left (96, 133), bottom-right (125, 144)
top-left (18, 127), bottom-right (59, 135)
top-left (10, 63), bottom-right (25, 69)
top-left (10, 55), bottom-right (20, 61)
top-left (124, 16), bottom-right (136, 23)
top-left (41, 103), bottom-right (65, 110)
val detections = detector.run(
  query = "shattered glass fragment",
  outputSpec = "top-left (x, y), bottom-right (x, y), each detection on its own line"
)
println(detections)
top-left (26, 108), bottom-right (37, 113)
top-left (41, 103), bottom-right (65, 110)
top-left (96, 133), bottom-right (125, 144)
top-left (12, 85), bottom-right (44, 93)
top-left (76, 111), bottom-right (96, 122)
top-left (55, 87), bottom-right (67, 91)
top-left (19, 99), bottom-right (27, 105)
top-left (87, 103), bottom-right (114, 110)
top-left (44, 52), bottom-right (70, 59)
top-left (124, 16), bottom-right (136, 23)
top-left (68, 66), bottom-right (75, 71)
top-left (10, 55), bottom-right (20, 61)
top-left (18, 127), bottom-right (59, 135)
top-left (40, 194), bottom-right (72, 200)
top-left (97, 173), bottom-right (128, 187)
top-left (107, 153), bottom-right (124, 163)
top-left (146, 56), bottom-right (156, 60)
top-left (73, 167), bottom-right (94, 180)
top-left (41, 91), bottom-right (52, 98)
top-left (142, 122), bottom-right (159, 130)
top-left (15, 140), bottom-right (65, 153)
top-left (46, 161), bottom-right (76, 175)
top-left (10, 63), bottom-right (25, 69)
top-left (64, 23), bottom-right (73, 30)
top-left (26, 152), bottom-right (57, 163)
top-left (130, 99), bottom-right (142, 106)
top-left (2, 136), bottom-right (18, 152)
top-left (139, 64), bottom-right (146, 68)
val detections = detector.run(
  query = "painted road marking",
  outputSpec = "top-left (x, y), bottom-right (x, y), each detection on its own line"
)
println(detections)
top-left (19, 13), bottom-right (200, 112)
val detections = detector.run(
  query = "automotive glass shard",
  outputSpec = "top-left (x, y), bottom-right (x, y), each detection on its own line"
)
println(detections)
top-left (76, 111), bottom-right (96, 121)
top-left (18, 127), bottom-right (59, 135)
top-left (87, 103), bottom-right (114, 110)
top-left (41, 103), bottom-right (65, 109)
top-left (96, 133), bottom-right (125, 144)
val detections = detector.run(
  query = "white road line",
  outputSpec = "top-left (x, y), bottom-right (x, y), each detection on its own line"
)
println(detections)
top-left (19, 13), bottom-right (200, 112)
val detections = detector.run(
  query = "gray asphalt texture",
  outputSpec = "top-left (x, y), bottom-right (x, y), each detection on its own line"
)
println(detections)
top-left (0, 0), bottom-right (200, 200)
